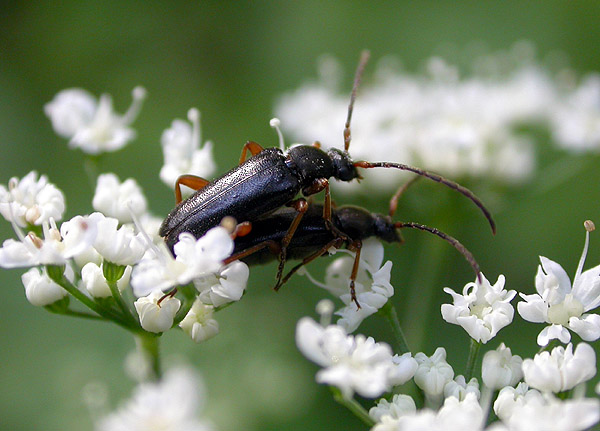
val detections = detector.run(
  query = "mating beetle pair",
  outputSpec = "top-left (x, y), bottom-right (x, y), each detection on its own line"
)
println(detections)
top-left (159, 51), bottom-right (495, 306)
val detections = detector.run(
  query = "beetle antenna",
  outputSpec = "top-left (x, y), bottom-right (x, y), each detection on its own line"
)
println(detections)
top-left (344, 50), bottom-right (370, 152)
top-left (389, 175), bottom-right (421, 217)
top-left (395, 221), bottom-right (482, 282)
top-left (355, 161), bottom-right (496, 234)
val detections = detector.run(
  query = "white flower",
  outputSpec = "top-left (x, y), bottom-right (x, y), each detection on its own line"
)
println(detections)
top-left (414, 347), bottom-right (455, 399)
top-left (499, 392), bottom-right (600, 431)
top-left (388, 352), bottom-right (418, 387)
top-left (159, 108), bottom-right (216, 190)
top-left (518, 222), bottom-right (600, 346)
top-left (97, 366), bottom-right (213, 431)
top-left (195, 260), bottom-right (249, 307)
top-left (0, 215), bottom-right (97, 267)
top-left (302, 238), bottom-right (395, 332)
top-left (481, 343), bottom-right (523, 390)
top-left (441, 273), bottom-right (516, 343)
top-left (133, 290), bottom-right (181, 333)
top-left (275, 48), bottom-right (548, 192)
top-left (92, 173), bottom-right (148, 223)
top-left (21, 267), bottom-right (68, 306)
top-left (81, 262), bottom-right (131, 298)
top-left (295, 317), bottom-right (401, 399)
top-left (372, 392), bottom-right (484, 431)
top-left (493, 382), bottom-right (544, 422)
top-left (45, 86), bottom-right (146, 154)
top-left (179, 298), bottom-right (219, 343)
top-left (130, 227), bottom-right (236, 297)
top-left (0, 171), bottom-right (65, 227)
top-left (369, 394), bottom-right (416, 423)
top-left (550, 74), bottom-right (600, 152)
top-left (92, 213), bottom-right (147, 266)
top-left (522, 342), bottom-right (596, 393)
top-left (444, 375), bottom-right (480, 401)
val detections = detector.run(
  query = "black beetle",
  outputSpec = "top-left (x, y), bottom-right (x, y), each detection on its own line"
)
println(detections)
top-left (227, 201), bottom-right (480, 305)
top-left (159, 51), bottom-right (495, 289)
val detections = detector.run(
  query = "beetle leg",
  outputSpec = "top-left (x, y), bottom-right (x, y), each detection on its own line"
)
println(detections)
top-left (348, 240), bottom-right (363, 309)
top-left (239, 141), bottom-right (265, 164)
top-left (231, 221), bottom-right (252, 239)
top-left (175, 175), bottom-right (210, 204)
top-left (303, 178), bottom-right (349, 242)
top-left (274, 198), bottom-right (309, 288)
top-left (157, 288), bottom-right (178, 306)
top-left (275, 236), bottom-right (344, 291)
top-left (223, 240), bottom-right (281, 265)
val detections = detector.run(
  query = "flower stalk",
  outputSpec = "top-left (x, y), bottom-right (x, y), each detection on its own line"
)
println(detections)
top-left (330, 387), bottom-right (375, 427)
top-left (465, 339), bottom-right (481, 381)
top-left (379, 301), bottom-right (410, 354)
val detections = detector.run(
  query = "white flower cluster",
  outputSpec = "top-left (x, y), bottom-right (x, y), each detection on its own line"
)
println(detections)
top-left (0, 170), bottom-right (248, 342)
top-left (300, 238), bottom-right (395, 332)
top-left (0, 86), bottom-right (243, 343)
top-left (160, 108), bottom-right (216, 191)
top-left (275, 45), bottom-right (600, 193)
top-left (296, 317), bottom-right (418, 399)
top-left (45, 87), bottom-right (146, 154)
top-left (295, 222), bottom-right (600, 431)
top-left (96, 366), bottom-right (214, 431)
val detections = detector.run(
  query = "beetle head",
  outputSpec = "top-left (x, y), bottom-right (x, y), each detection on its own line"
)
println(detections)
top-left (327, 148), bottom-right (360, 182)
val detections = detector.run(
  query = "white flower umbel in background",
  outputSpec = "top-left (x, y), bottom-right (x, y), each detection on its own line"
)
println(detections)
top-left (92, 173), bottom-right (148, 224)
top-left (441, 273), bottom-right (516, 344)
top-left (96, 366), bottom-right (214, 431)
top-left (522, 342), bottom-right (596, 393)
top-left (45, 86), bottom-right (146, 154)
top-left (274, 45), bottom-right (550, 193)
top-left (300, 238), bottom-right (395, 333)
top-left (160, 108), bottom-right (216, 191)
top-left (550, 74), bottom-right (600, 152)
top-left (295, 317), bottom-right (416, 399)
top-left (0, 171), bottom-right (65, 228)
top-left (518, 220), bottom-right (600, 346)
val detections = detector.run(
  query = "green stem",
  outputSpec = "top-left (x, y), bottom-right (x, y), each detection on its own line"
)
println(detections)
top-left (108, 280), bottom-right (137, 326)
top-left (49, 267), bottom-right (138, 331)
top-left (379, 301), bottom-right (410, 354)
top-left (136, 333), bottom-right (161, 381)
top-left (465, 339), bottom-right (481, 381)
top-left (173, 295), bottom-right (195, 327)
top-left (330, 387), bottom-right (374, 427)
top-left (400, 234), bottom-right (447, 352)
top-left (46, 307), bottom-right (104, 320)
top-left (84, 155), bottom-right (102, 191)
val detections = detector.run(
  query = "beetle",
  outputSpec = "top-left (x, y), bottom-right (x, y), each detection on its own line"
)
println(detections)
top-left (159, 51), bottom-right (495, 289)
top-left (227, 184), bottom-right (481, 306)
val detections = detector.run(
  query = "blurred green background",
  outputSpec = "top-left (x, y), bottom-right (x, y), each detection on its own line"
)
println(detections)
top-left (2, 1), bottom-right (600, 430)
